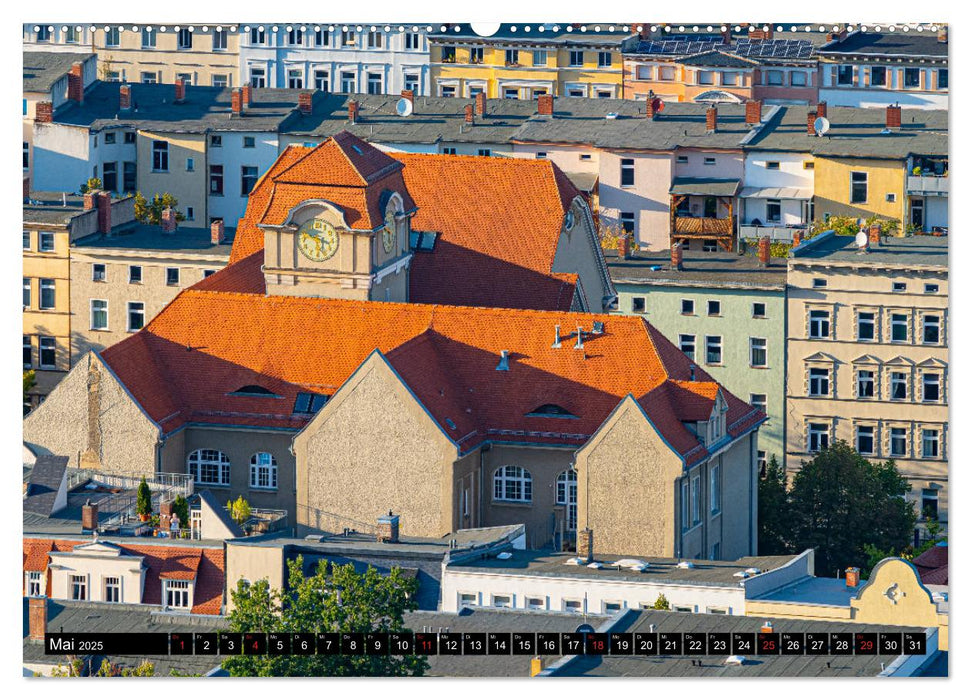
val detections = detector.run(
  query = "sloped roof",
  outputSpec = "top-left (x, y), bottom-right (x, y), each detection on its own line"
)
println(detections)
top-left (98, 289), bottom-right (762, 463)
top-left (22, 454), bottom-right (67, 517)
top-left (678, 50), bottom-right (759, 68)
top-left (23, 51), bottom-right (93, 93)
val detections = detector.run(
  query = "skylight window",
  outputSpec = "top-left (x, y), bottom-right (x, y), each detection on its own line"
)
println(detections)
top-left (526, 404), bottom-right (578, 419)
top-left (230, 385), bottom-right (278, 396)
top-left (294, 392), bottom-right (328, 415)
top-left (409, 230), bottom-right (438, 252)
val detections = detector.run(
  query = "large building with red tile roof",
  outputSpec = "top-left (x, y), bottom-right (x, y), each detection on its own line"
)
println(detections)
top-left (23, 131), bottom-right (765, 558)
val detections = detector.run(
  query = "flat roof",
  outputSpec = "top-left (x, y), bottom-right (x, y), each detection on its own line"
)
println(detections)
top-left (792, 232), bottom-right (948, 268)
top-left (73, 225), bottom-right (235, 256)
top-left (24, 191), bottom-right (130, 227)
top-left (23, 51), bottom-right (93, 93)
top-left (753, 575), bottom-right (864, 607)
top-left (607, 249), bottom-right (787, 289)
top-left (818, 30), bottom-right (949, 58)
top-left (447, 549), bottom-right (798, 587)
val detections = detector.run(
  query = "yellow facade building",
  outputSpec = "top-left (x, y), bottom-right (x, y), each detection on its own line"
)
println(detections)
top-left (428, 25), bottom-right (628, 99)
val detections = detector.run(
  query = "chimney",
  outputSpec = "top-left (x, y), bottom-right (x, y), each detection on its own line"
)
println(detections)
top-left (348, 99), bottom-right (359, 124)
top-left (537, 94), bottom-right (554, 117)
top-left (95, 191), bottom-right (112, 234)
top-left (618, 233), bottom-right (631, 259)
top-left (749, 27), bottom-right (773, 40)
top-left (868, 223), bottom-right (881, 246)
top-left (807, 109), bottom-right (818, 135)
top-left (119, 84), bottom-right (131, 111)
top-left (464, 103), bottom-right (474, 124)
top-left (845, 566), bottom-right (861, 588)
top-left (401, 89), bottom-right (414, 104)
top-left (174, 78), bottom-right (186, 103)
top-left (28, 597), bottom-right (48, 641)
top-left (815, 101), bottom-right (827, 119)
top-left (645, 91), bottom-right (658, 120)
top-left (231, 88), bottom-right (242, 115)
top-left (530, 657), bottom-right (546, 677)
top-left (83, 190), bottom-right (97, 211)
top-left (760, 620), bottom-right (774, 633)
top-left (242, 83), bottom-right (252, 107)
top-left (211, 219), bottom-right (226, 245)
top-left (886, 104), bottom-right (901, 129)
top-left (68, 62), bottom-right (84, 104)
top-left (159, 500), bottom-right (173, 531)
top-left (577, 528), bottom-right (594, 564)
top-left (745, 99), bottom-right (762, 126)
top-left (938, 26), bottom-right (948, 43)
top-left (721, 27), bottom-right (732, 45)
top-left (758, 236), bottom-right (771, 267)
top-left (161, 207), bottom-right (178, 233)
top-left (671, 242), bottom-right (683, 271)
top-left (706, 106), bottom-right (717, 133)
top-left (81, 499), bottom-right (99, 530)
top-left (475, 91), bottom-right (487, 117)
top-left (377, 512), bottom-right (400, 543)
top-left (298, 92), bottom-right (313, 115)
top-left (35, 101), bottom-right (53, 124)
top-left (792, 230), bottom-right (803, 247)
top-left (826, 29), bottom-right (848, 43)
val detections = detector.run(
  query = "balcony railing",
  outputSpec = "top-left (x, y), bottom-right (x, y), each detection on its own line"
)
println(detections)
top-left (739, 224), bottom-right (807, 241)
top-left (907, 175), bottom-right (948, 195)
top-left (673, 216), bottom-right (733, 236)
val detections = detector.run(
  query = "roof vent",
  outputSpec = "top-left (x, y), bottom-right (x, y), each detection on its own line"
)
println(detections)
top-left (552, 324), bottom-right (562, 348)
top-left (677, 561), bottom-right (695, 569)
top-left (592, 321), bottom-right (604, 334)
top-left (496, 551), bottom-right (513, 560)
top-left (574, 327), bottom-right (584, 350)
top-left (496, 350), bottom-right (510, 371)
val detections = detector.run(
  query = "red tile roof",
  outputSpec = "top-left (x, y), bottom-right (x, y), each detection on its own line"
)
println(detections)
top-left (99, 292), bottom-right (762, 463)
top-left (227, 133), bottom-right (586, 311)
top-left (22, 538), bottom-right (225, 615)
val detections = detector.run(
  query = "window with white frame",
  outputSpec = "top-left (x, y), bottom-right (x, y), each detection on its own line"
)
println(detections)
top-left (850, 171), bottom-right (868, 204)
top-left (39, 279), bottom-right (55, 309)
top-left (750, 337), bottom-right (767, 367)
top-left (620, 158), bottom-right (635, 187)
top-left (493, 466), bottom-right (532, 502)
top-left (691, 475), bottom-right (701, 525)
top-left (890, 313), bottom-right (909, 342)
top-left (525, 596), bottom-right (545, 610)
top-left (749, 394), bottom-right (767, 413)
top-left (563, 599), bottom-right (583, 614)
top-left (250, 67), bottom-right (266, 88)
top-left (152, 140), bottom-right (169, 171)
top-left (569, 50), bottom-right (584, 67)
top-left (91, 300), bottom-right (108, 330)
top-left (809, 308), bottom-right (830, 339)
top-left (856, 424), bottom-right (876, 455)
top-left (250, 452), bottom-right (278, 490)
top-left (680, 480), bottom-right (690, 531)
top-left (922, 372), bottom-right (941, 402)
top-left (857, 311), bottom-right (876, 341)
top-left (27, 571), bottom-right (43, 596)
top-left (556, 469), bottom-right (577, 530)
top-left (127, 302), bottom-right (145, 331)
top-left (922, 314), bottom-right (941, 344)
top-left (679, 334), bottom-right (696, 361)
top-left (70, 574), bottom-right (87, 600)
top-left (213, 28), bottom-right (228, 51)
top-left (177, 28), bottom-right (192, 50)
top-left (104, 576), bottom-right (121, 602)
top-left (39, 231), bottom-right (55, 252)
top-left (341, 72), bottom-right (356, 93)
top-left (707, 299), bottom-right (721, 316)
top-left (890, 371), bottom-right (909, 401)
top-left (808, 422), bottom-right (829, 453)
top-left (598, 51), bottom-right (613, 68)
top-left (314, 69), bottom-right (329, 91)
top-left (458, 592), bottom-right (477, 607)
top-left (287, 68), bottom-right (304, 89)
top-left (889, 427), bottom-right (908, 457)
top-left (166, 268), bottom-right (180, 286)
top-left (187, 449), bottom-right (230, 486)
top-left (808, 367), bottom-right (830, 397)
top-left (757, 450), bottom-right (767, 473)
top-left (921, 428), bottom-right (940, 459)
top-left (492, 594), bottom-right (512, 608)
top-left (705, 335), bottom-right (722, 364)
top-left (165, 580), bottom-right (191, 608)
top-left (856, 368), bottom-right (875, 399)
top-left (39, 336), bottom-right (56, 369)
top-left (921, 488), bottom-right (939, 519)
top-left (532, 50), bottom-right (547, 67)
top-left (23, 278), bottom-right (30, 308)
top-left (710, 464), bottom-right (721, 514)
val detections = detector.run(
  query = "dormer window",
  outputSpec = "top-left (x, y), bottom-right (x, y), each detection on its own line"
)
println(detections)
top-left (526, 404), bottom-right (578, 419)
top-left (707, 393), bottom-right (728, 445)
top-left (163, 579), bottom-right (193, 609)
top-left (409, 231), bottom-right (438, 252)
top-left (230, 385), bottom-right (278, 397)
top-left (294, 392), bottom-right (328, 415)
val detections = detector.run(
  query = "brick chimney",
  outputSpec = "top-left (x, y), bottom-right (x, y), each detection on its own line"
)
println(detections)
top-left (83, 190), bottom-right (97, 211)
top-left (745, 99), bottom-right (762, 126)
top-left (749, 27), bottom-right (773, 41)
top-left (671, 242), bottom-right (683, 271)
top-left (792, 230), bottom-right (803, 247)
top-left (159, 500), bottom-right (173, 531)
top-left (845, 566), bottom-right (861, 588)
top-left (377, 511), bottom-right (399, 543)
top-left (348, 99), bottom-right (359, 124)
top-left (211, 219), bottom-right (226, 245)
top-left (758, 236), bottom-right (771, 266)
top-left (231, 88), bottom-right (242, 115)
top-left (161, 207), bottom-right (178, 233)
top-left (298, 92), bottom-right (313, 115)
top-left (174, 78), bottom-right (186, 103)
top-left (242, 84), bottom-right (252, 107)
top-left (869, 222), bottom-right (881, 245)
top-left (706, 106), bottom-right (717, 133)
top-left (577, 528), bottom-right (594, 564)
top-left (35, 101), bottom-right (53, 124)
top-left (807, 109), bottom-right (817, 135)
top-left (618, 233), bottom-right (631, 259)
top-left (401, 89), bottom-right (414, 104)
top-left (28, 597), bottom-right (48, 641)
top-left (938, 26), bottom-right (948, 43)
top-left (95, 191), bottom-right (112, 234)
top-left (81, 500), bottom-right (99, 530)
top-left (886, 104), bottom-right (901, 129)
top-left (475, 91), bottom-right (487, 117)
top-left (464, 103), bottom-right (474, 124)
top-left (815, 101), bottom-right (827, 119)
top-left (537, 93), bottom-right (554, 116)
top-left (826, 29), bottom-right (848, 43)
top-left (119, 84), bottom-right (131, 111)
top-left (68, 62), bottom-right (84, 104)
top-left (645, 92), bottom-right (658, 120)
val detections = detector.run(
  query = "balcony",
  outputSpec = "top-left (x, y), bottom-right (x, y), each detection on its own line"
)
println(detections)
top-left (739, 224), bottom-right (808, 242)
top-left (907, 175), bottom-right (948, 196)
top-left (673, 216), bottom-right (733, 236)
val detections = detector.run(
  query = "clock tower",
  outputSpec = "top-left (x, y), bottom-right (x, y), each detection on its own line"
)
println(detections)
top-left (259, 132), bottom-right (417, 302)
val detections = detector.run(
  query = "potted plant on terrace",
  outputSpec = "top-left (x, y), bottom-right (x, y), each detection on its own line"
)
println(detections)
top-left (136, 478), bottom-right (152, 523)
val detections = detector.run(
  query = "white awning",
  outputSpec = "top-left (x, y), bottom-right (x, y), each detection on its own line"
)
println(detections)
top-left (740, 186), bottom-right (813, 200)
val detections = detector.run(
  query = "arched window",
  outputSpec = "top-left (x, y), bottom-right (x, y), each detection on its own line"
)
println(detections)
top-left (250, 452), bottom-right (278, 490)
top-left (187, 449), bottom-right (230, 486)
top-left (556, 469), bottom-right (578, 531)
top-left (493, 466), bottom-right (532, 503)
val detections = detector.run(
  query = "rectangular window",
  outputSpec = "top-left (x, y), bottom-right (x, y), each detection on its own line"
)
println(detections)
top-left (631, 296), bottom-right (646, 314)
top-left (288, 27), bottom-right (304, 46)
top-left (922, 373), bottom-right (940, 403)
top-left (104, 132), bottom-right (116, 145)
top-left (890, 371), bottom-right (909, 400)
top-left (698, 70), bottom-right (715, 85)
top-left (492, 594), bottom-right (512, 609)
top-left (165, 580), bottom-right (191, 609)
top-left (525, 597), bottom-right (545, 610)
top-left (213, 28), bottom-right (227, 51)
top-left (404, 74), bottom-right (419, 93)
top-left (39, 279), bottom-right (55, 309)
top-left (367, 73), bottom-right (382, 95)
top-left (65, 27), bottom-right (80, 43)
top-left (459, 592), bottom-right (477, 607)
top-left (857, 369), bottom-right (875, 398)
top-left (166, 268), bottom-right (180, 286)
top-left (142, 28), bottom-right (156, 48)
top-left (922, 429), bottom-right (940, 459)
top-left (23, 336), bottom-right (32, 369)
top-left (341, 29), bottom-right (357, 47)
top-left (129, 265), bottom-right (142, 284)
top-left (710, 464), bottom-right (721, 513)
top-left (39, 337), bottom-right (56, 369)
top-left (812, 278), bottom-right (827, 289)
top-left (922, 488), bottom-right (939, 519)
top-left (904, 68), bottom-right (920, 88)
top-left (766, 70), bottom-right (784, 85)
top-left (91, 300), bottom-right (108, 330)
top-left (405, 32), bottom-right (421, 50)
top-left (752, 302), bottom-right (766, 318)
top-left (620, 212), bottom-right (635, 234)
top-left (243, 136), bottom-right (255, 149)
top-left (249, 27), bottom-right (266, 45)
top-left (102, 161), bottom-right (118, 192)
top-left (27, 571), bottom-right (42, 596)
top-left (505, 49), bottom-right (519, 66)
top-left (250, 67), bottom-right (266, 88)
top-left (681, 480), bottom-right (690, 531)
top-left (287, 69), bottom-right (304, 89)
top-left (314, 28), bottom-right (329, 46)
top-left (23, 278), bottom-right (31, 308)
top-left (564, 599), bottom-right (583, 614)
top-left (659, 65), bottom-right (675, 81)
top-left (679, 334), bottom-right (696, 360)
top-left (922, 315), bottom-right (941, 344)
top-left (856, 425), bottom-right (875, 455)
top-left (808, 423), bottom-right (829, 453)
top-left (70, 575), bottom-right (87, 601)
top-left (764, 198), bottom-right (782, 224)
top-left (705, 336), bottom-right (722, 365)
top-left (469, 47), bottom-right (484, 64)
top-left (791, 71), bottom-right (808, 86)
top-left (104, 576), bottom-right (121, 603)
top-left (177, 28), bottom-right (192, 50)
top-left (924, 283), bottom-right (939, 294)
top-left (850, 171), bottom-right (868, 204)
top-left (598, 51), bottom-right (612, 68)
top-left (707, 300), bottom-right (721, 316)
top-left (809, 367), bottom-right (830, 397)
top-left (23, 230), bottom-right (30, 250)
top-left (750, 338), bottom-right (767, 368)
top-left (938, 69), bottom-right (948, 90)
top-left (241, 166), bottom-right (258, 195)
top-left (152, 141), bottom-right (168, 171)
top-left (341, 72), bottom-right (356, 93)
top-left (128, 302), bottom-right (145, 331)
top-left (185, 157), bottom-right (194, 172)
top-left (809, 309), bottom-right (831, 339)
top-left (36, 26), bottom-right (51, 42)
top-left (531, 50), bottom-right (546, 67)
top-left (209, 164), bottom-right (224, 195)
top-left (892, 281), bottom-right (907, 293)
top-left (837, 65), bottom-right (854, 86)
top-left (123, 161), bottom-right (137, 192)
top-left (891, 313), bottom-right (909, 342)
top-left (477, 149), bottom-right (491, 157)
top-left (569, 50), bottom-right (584, 67)
top-left (691, 476), bottom-right (701, 525)
top-left (619, 158), bottom-right (635, 187)
top-left (750, 394), bottom-right (767, 414)
top-left (681, 299), bottom-right (695, 315)
top-left (141, 72), bottom-right (159, 84)
top-left (870, 66), bottom-right (887, 86)
top-left (39, 231), bottom-right (55, 252)
top-left (890, 427), bottom-right (908, 457)
top-left (857, 311), bottom-right (876, 341)
top-left (314, 69), bottom-right (329, 91)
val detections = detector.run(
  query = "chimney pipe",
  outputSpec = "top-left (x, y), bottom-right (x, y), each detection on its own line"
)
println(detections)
top-left (95, 191), bottom-right (112, 234)
top-left (807, 109), bottom-right (818, 135)
top-left (706, 106), bottom-right (717, 133)
top-left (537, 94), bottom-right (554, 116)
top-left (618, 233), bottom-right (631, 259)
top-left (886, 104), bottom-right (901, 129)
top-left (28, 597), bottom-right (48, 641)
top-left (464, 103), bottom-right (474, 124)
top-left (815, 101), bottom-right (827, 119)
top-left (348, 99), bottom-right (359, 124)
top-left (868, 223), bottom-right (881, 246)
top-left (578, 528), bottom-right (594, 564)
top-left (845, 566), bottom-right (860, 588)
top-left (35, 101), bottom-right (53, 124)
top-left (231, 88), bottom-right (242, 115)
top-left (211, 219), bottom-right (226, 245)
top-left (758, 236), bottom-right (771, 267)
top-left (721, 27), bottom-right (732, 45)
top-left (475, 92), bottom-right (487, 117)
top-left (68, 62), bottom-right (84, 104)
top-left (574, 327), bottom-right (584, 350)
top-left (671, 242), bottom-right (683, 271)
top-left (174, 78), bottom-right (186, 103)
top-left (298, 92), bottom-right (313, 115)
top-left (745, 99), bottom-right (762, 126)
top-left (119, 84), bottom-right (131, 111)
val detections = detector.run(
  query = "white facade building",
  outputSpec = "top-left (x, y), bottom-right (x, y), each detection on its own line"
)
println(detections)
top-left (740, 150), bottom-right (815, 240)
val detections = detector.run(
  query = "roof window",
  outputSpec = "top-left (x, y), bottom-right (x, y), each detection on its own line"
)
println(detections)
top-left (294, 392), bottom-right (328, 414)
top-left (526, 404), bottom-right (578, 419)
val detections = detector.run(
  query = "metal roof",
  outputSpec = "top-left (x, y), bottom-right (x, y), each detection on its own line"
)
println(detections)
top-left (739, 185), bottom-right (812, 199)
top-left (670, 176), bottom-right (741, 196)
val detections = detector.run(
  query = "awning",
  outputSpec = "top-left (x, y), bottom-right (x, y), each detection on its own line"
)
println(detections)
top-left (565, 171), bottom-right (599, 193)
top-left (739, 186), bottom-right (813, 200)
top-left (669, 177), bottom-right (741, 197)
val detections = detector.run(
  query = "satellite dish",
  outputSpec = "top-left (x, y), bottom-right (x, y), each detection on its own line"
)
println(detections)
top-left (856, 229), bottom-right (869, 249)
top-left (813, 116), bottom-right (830, 136)
top-left (651, 97), bottom-right (665, 113)
top-left (395, 98), bottom-right (413, 117)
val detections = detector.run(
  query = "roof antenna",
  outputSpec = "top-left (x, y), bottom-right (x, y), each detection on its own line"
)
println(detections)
top-left (574, 327), bottom-right (584, 350)
top-left (552, 325), bottom-right (562, 348)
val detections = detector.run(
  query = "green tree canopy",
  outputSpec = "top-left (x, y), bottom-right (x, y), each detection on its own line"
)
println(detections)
top-left (133, 192), bottom-right (185, 225)
top-left (136, 478), bottom-right (152, 517)
top-left (222, 555), bottom-right (428, 677)
top-left (757, 455), bottom-right (790, 555)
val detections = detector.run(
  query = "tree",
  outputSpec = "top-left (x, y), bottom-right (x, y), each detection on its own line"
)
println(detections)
top-left (651, 593), bottom-right (670, 610)
top-left (133, 191), bottom-right (185, 225)
top-left (227, 495), bottom-right (252, 526)
top-left (172, 494), bottom-right (190, 527)
top-left (758, 455), bottom-right (790, 555)
top-left (23, 370), bottom-right (36, 415)
top-left (786, 441), bottom-right (916, 576)
top-left (222, 556), bottom-right (428, 677)
top-left (136, 478), bottom-right (152, 518)
top-left (80, 177), bottom-right (102, 194)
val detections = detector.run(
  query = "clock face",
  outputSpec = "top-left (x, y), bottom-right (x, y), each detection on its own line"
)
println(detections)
top-left (297, 219), bottom-right (338, 262)
top-left (382, 206), bottom-right (397, 255)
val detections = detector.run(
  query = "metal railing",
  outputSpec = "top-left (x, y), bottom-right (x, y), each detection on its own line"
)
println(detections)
top-left (739, 224), bottom-right (807, 241)
top-left (67, 468), bottom-right (194, 496)
top-left (295, 505), bottom-right (378, 536)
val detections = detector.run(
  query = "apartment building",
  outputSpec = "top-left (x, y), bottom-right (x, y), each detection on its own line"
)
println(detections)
top-left (786, 231), bottom-right (948, 530)
top-left (240, 23), bottom-right (430, 95)
top-left (428, 24), bottom-right (629, 99)
top-left (70, 220), bottom-right (233, 361)
top-left (23, 190), bottom-right (135, 407)
top-left (817, 27), bottom-right (948, 109)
